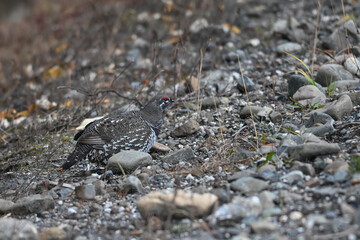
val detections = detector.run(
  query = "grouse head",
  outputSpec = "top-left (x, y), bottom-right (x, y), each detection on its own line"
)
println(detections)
top-left (141, 96), bottom-right (173, 128)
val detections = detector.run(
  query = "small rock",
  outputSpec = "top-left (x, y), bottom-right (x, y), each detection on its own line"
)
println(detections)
top-left (340, 202), bottom-right (356, 219)
top-left (256, 107), bottom-right (274, 120)
top-left (269, 111), bottom-right (282, 123)
top-left (12, 194), bottom-right (55, 215)
top-left (107, 150), bottom-right (152, 174)
top-left (309, 187), bottom-right (338, 197)
top-left (0, 199), bottom-right (15, 214)
top-left (326, 170), bottom-right (351, 183)
top-left (289, 211), bottom-right (303, 221)
top-left (315, 64), bottom-right (353, 87)
top-left (212, 196), bottom-right (262, 224)
top-left (324, 161), bottom-right (349, 174)
top-left (280, 170), bottom-right (304, 184)
top-left (256, 164), bottom-right (277, 181)
top-left (93, 180), bottom-right (106, 195)
top-left (40, 227), bottom-right (67, 240)
top-left (236, 74), bottom-right (256, 93)
top-left (339, 91), bottom-right (360, 105)
top-left (290, 161), bottom-right (315, 176)
top-left (304, 112), bottom-right (335, 136)
top-left (240, 106), bottom-right (264, 117)
top-left (137, 190), bottom-right (217, 219)
top-left (344, 57), bottom-right (360, 76)
top-left (287, 143), bottom-right (340, 161)
top-left (75, 184), bottom-right (96, 200)
top-left (151, 142), bottom-right (171, 152)
top-left (277, 42), bottom-right (302, 53)
top-left (278, 190), bottom-right (303, 203)
top-left (250, 220), bottom-right (278, 234)
top-left (162, 146), bottom-right (195, 164)
top-left (230, 177), bottom-right (268, 193)
top-left (258, 190), bottom-right (275, 209)
top-left (189, 18), bottom-right (209, 33)
top-left (287, 74), bottom-right (325, 98)
top-left (0, 218), bottom-right (39, 240)
top-left (333, 80), bottom-right (360, 92)
top-left (201, 97), bottom-right (221, 109)
top-left (171, 120), bottom-right (200, 137)
top-left (293, 85), bottom-right (326, 105)
top-left (123, 176), bottom-right (144, 194)
top-left (211, 188), bottom-right (231, 203)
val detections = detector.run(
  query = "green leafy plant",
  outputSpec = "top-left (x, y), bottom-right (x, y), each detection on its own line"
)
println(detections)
top-left (288, 98), bottom-right (325, 110)
top-left (326, 76), bottom-right (336, 97)
top-left (349, 155), bottom-right (360, 173)
top-left (285, 52), bottom-right (316, 86)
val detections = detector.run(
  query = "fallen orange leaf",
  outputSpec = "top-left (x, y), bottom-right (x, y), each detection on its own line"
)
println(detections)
top-left (55, 43), bottom-right (68, 53)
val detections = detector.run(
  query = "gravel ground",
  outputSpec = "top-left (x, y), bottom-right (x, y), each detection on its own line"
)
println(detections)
top-left (0, 0), bottom-right (360, 240)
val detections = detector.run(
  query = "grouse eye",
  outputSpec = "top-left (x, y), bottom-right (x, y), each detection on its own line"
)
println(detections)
top-left (162, 97), bottom-right (169, 102)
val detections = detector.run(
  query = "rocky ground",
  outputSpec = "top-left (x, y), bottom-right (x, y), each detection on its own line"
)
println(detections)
top-left (0, 0), bottom-right (360, 239)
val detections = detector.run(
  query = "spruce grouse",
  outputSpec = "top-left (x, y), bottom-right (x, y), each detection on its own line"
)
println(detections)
top-left (60, 97), bottom-right (173, 170)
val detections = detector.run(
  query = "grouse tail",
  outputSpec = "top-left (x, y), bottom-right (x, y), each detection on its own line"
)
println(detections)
top-left (60, 144), bottom-right (92, 171)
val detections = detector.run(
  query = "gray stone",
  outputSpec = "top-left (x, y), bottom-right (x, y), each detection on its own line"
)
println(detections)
top-left (12, 194), bottom-right (55, 215)
top-left (273, 19), bottom-right (288, 32)
top-left (344, 57), bottom-right (360, 76)
top-left (287, 74), bottom-right (325, 98)
top-left (228, 169), bottom-right (256, 181)
top-left (269, 111), bottom-right (282, 123)
top-left (290, 161), bottom-right (315, 176)
top-left (0, 218), bottom-right (39, 240)
top-left (333, 80), bottom-right (360, 93)
top-left (326, 170), bottom-right (351, 183)
top-left (230, 177), bottom-right (268, 193)
top-left (328, 20), bottom-right (360, 52)
top-left (256, 164), bottom-right (277, 181)
top-left (324, 161), bottom-right (349, 174)
top-left (318, 94), bottom-right (353, 120)
top-left (240, 106), bottom-right (264, 118)
top-left (288, 143), bottom-right (340, 161)
top-left (315, 64), bottom-right (353, 87)
top-left (123, 176), bottom-right (144, 194)
top-left (258, 191), bottom-right (275, 209)
top-left (277, 42), bottom-right (302, 53)
top-left (304, 112), bottom-right (335, 136)
top-left (250, 220), bottom-right (278, 233)
top-left (278, 190), bottom-right (303, 203)
top-left (162, 146), bottom-right (195, 164)
top-left (280, 170), bottom-right (304, 184)
top-left (212, 196), bottom-right (262, 223)
top-left (277, 134), bottom-right (304, 156)
top-left (201, 97), bottom-right (221, 109)
top-left (293, 85), bottom-right (327, 105)
top-left (189, 18), bottom-right (209, 33)
top-left (75, 184), bottom-right (96, 200)
top-left (256, 107), bottom-right (274, 119)
top-left (236, 75), bottom-right (255, 93)
top-left (339, 91), bottom-right (360, 105)
top-left (229, 148), bottom-right (255, 161)
top-left (309, 187), bottom-right (338, 197)
top-left (107, 150), bottom-right (152, 174)
top-left (0, 199), bottom-right (14, 214)
top-left (171, 119), bottom-right (200, 137)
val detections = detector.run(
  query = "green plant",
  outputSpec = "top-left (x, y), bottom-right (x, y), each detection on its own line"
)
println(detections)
top-left (326, 76), bottom-right (336, 97)
top-left (288, 98), bottom-right (325, 110)
top-left (285, 52), bottom-right (316, 86)
top-left (349, 155), bottom-right (360, 173)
